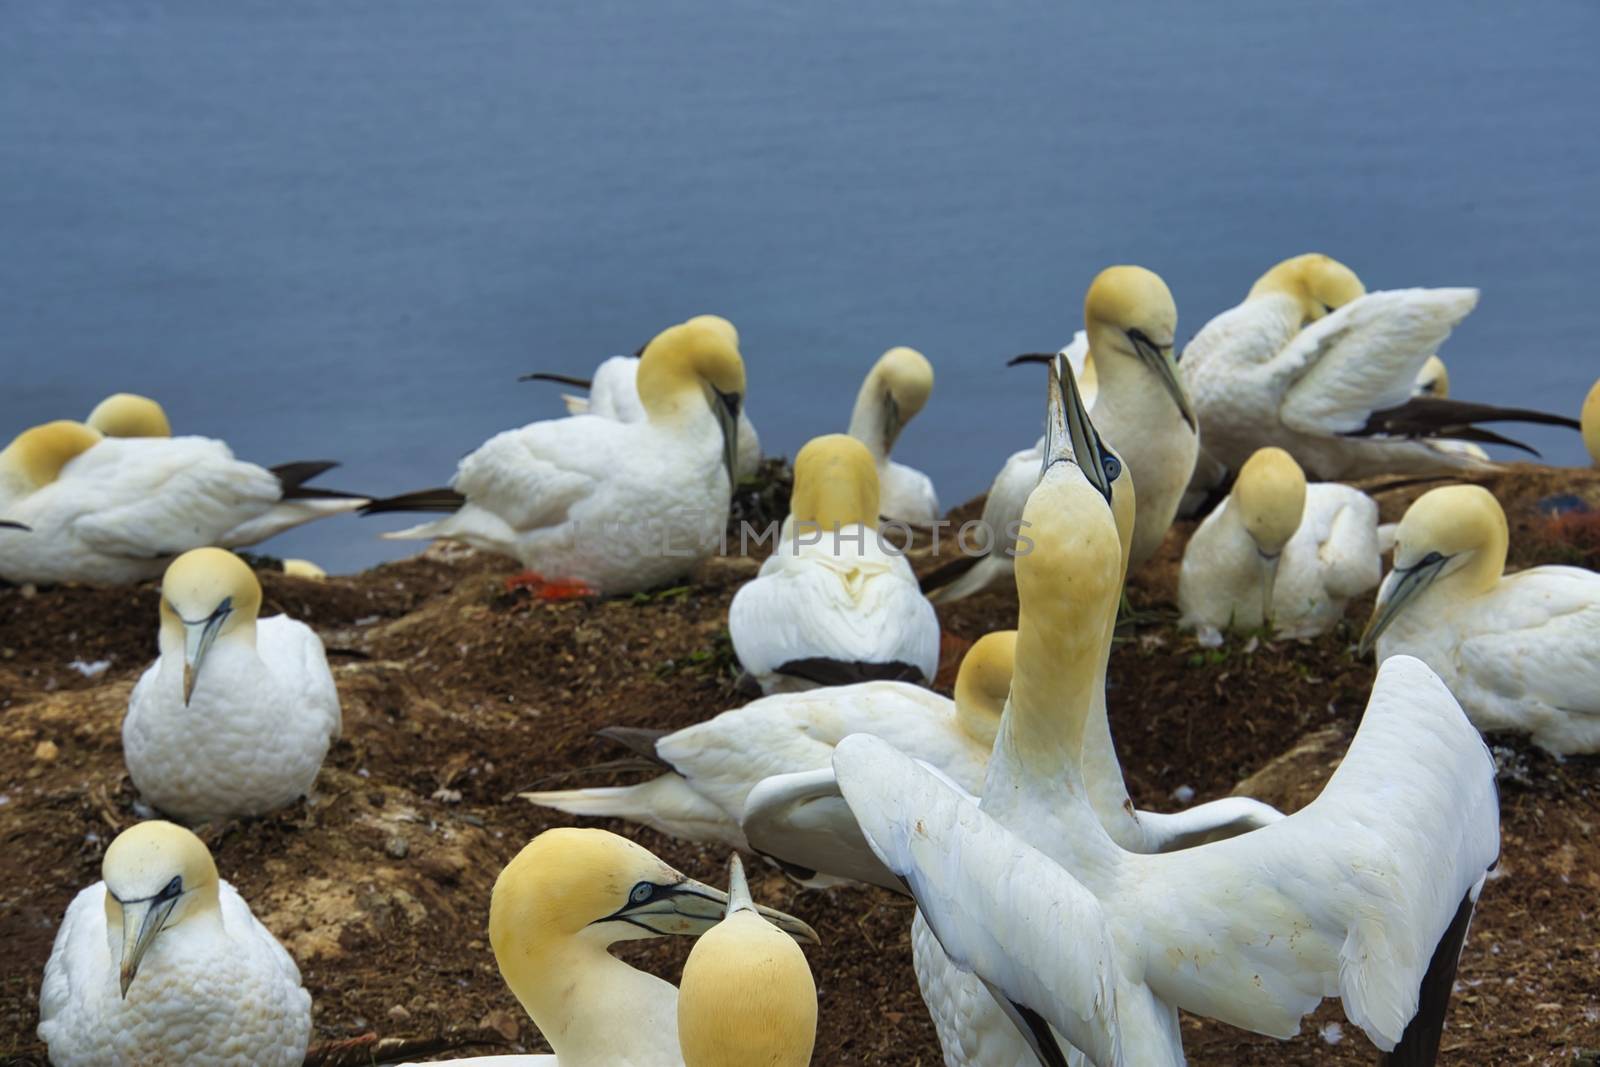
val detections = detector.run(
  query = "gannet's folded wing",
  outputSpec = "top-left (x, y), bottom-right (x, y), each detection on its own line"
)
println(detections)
top-left (742, 768), bottom-right (905, 892)
top-left (834, 734), bottom-right (1125, 1067)
top-left (1132, 655), bottom-right (1498, 1051)
top-left (450, 420), bottom-right (609, 532)
top-left (1275, 288), bottom-right (1478, 436)
top-left (1312, 486), bottom-right (1382, 598)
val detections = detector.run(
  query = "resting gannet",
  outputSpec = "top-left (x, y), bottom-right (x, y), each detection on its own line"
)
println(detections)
top-left (404, 828), bottom-right (817, 1067)
top-left (520, 316), bottom-right (762, 481)
top-left (729, 433), bottom-right (939, 692)
top-left (845, 346), bottom-right (939, 524)
top-left (677, 855), bottom-right (818, 1067)
top-left (0, 422), bottom-right (366, 585)
top-left (895, 353), bottom-right (1283, 1067)
top-left (1182, 253), bottom-right (1578, 482)
top-left (124, 549), bottom-right (341, 823)
top-left (367, 317), bottom-right (746, 596)
top-left (1361, 484), bottom-right (1600, 755)
top-left (86, 393), bottom-right (173, 438)
top-left (835, 378), bottom-right (1499, 1064)
top-left (1584, 378), bottom-right (1600, 466)
top-left (1179, 447), bottom-right (1380, 644)
top-left (281, 558), bottom-right (327, 580)
top-left (38, 821), bottom-right (311, 1067)
top-left (521, 634), bottom-right (1015, 889)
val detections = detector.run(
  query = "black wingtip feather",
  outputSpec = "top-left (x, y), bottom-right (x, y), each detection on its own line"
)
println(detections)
top-left (358, 488), bottom-right (467, 516)
top-left (773, 657), bottom-right (927, 688)
top-left (1007, 352), bottom-right (1057, 367)
top-left (1378, 890), bottom-right (1477, 1067)
top-left (917, 552), bottom-right (986, 596)
top-left (518, 372), bottom-right (594, 388)
top-left (594, 726), bottom-right (673, 767)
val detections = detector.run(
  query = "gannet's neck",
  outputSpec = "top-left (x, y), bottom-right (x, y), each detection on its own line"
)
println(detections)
top-left (1458, 522), bottom-right (1509, 596)
top-left (846, 381), bottom-right (893, 461)
top-left (500, 934), bottom-right (679, 1065)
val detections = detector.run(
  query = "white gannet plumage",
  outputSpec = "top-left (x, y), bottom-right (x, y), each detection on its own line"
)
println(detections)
top-left (677, 855), bottom-right (818, 1067)
top-left (836, 373), bottom-right (1499, 1063)
top-left (521, 317), bottom-right (762, 481)
top-left (1179, 446), bottom-right (1380, 644)
top-left (401, 828), bottom-right (817, 1067)
top-left (1361, 483), bottom-right (1600, 755)
top-left (729, 433), bottom-right (939, 693)
top-left (370, 317), bottom-right (747, 595)
top-left (845, 346), bottom-right (939, 525)
top-left (124, 548), bottom-right (341, 823)
top-left (0, 421), bottom-right (364, 585)
top-left (38, 821), bottom-right (311, 1067)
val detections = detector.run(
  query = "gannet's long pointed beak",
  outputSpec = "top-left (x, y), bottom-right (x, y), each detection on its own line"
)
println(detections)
top-left (879, 391), bottom-right (904, 454)
top-left (0, 520), bottom-right (29, 531)
top-left (596, 870), bottom-right (819, 944)
top-left (1358, 553), bottom-right (1448, 655)
top-left (725, 853), bottom-right (755, 915)
top-left (1129, 330), bottom-right (1196, 432)
top-left (1045, 353), bottom-right (1115, 504)
top-left (116, 887), bottom-right (182, 997)
top-left (1259, 551), bottom-right (1282, 630)
top-left (181, 599), bottom-right (232, 705)
top-left (713, 388), bottom-right (743, 488)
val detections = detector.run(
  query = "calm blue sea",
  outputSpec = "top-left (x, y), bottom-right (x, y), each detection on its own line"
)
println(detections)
top-left (3, 1), bottom-right (1596, 572)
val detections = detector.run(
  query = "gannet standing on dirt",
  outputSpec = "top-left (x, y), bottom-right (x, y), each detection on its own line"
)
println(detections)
top-left (38, 821), bottom-right (311, 1067)
top-left (1584, 379), bottom-right (1600, 466)
top-left (521, 634), bottom-right (1015, 889)
top-left (1182, 253), bottom-right (1578, 481)
top-left (1179, 446), bottom-right (1380, 644)
top-left (729, 434), bottom-right (939, 692)
top-left (431, 828), bottom-right (817, 1067)
top-left (0, 421), bottom-right (366, 584)
top-left (1361, 484), bottom-right (1600, 755)
top-left (366, 317), bottom-right (746, 596)
top-left (123, 549), bottom-right (341, 823)
top-left (677, 856), bottom-right (818, 1067)
top-left (86, 393), bottom-right (173, 438)
top-left (845, 346), bottom-right (939, 524)
top-left (520, 315), bottom-right (762, 481)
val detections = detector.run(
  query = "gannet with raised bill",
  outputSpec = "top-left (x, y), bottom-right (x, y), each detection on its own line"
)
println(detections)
top-left (520, 315), bottom-right (762, 481)
top-left (1361, 484), bottom-right (1600, 755)
top-left (521, 633), bottom-right (1015, 890)
top-left (729, 433), bottom-right (939, 693)
top-left (38, 820), bottom-right (311, 1067)
top-left (86, 393), bottom-right (173, 438)
top-left (1179, 446), bottom-right (1380, 644)
top-left (835, 374), bottom-right (1499, 1064)
top-left (895, 354), bottom-right (1284, 1067)
top-left (0, 420), bottom-right (366, 585)
top-left (123, 548), bottom-right (341, 823)
top-left (400, 828), bottom-right (817, 1067)
top-left (1584, 378), bottom-right (1600, 466)
top-left (1181, 253), bottom-right (1579, 481)
top-left (677, 855), bottom-right (818, 1067)
top-left (845, 346), bottom-right (940, 524)
top-left (366, 317), bottom-right (746, 596)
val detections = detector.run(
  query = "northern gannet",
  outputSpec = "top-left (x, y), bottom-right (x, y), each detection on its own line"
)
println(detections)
top-left (896, 354), bottom-right (1284, 1067)
top-left (124, 548), bottom-right (342, 822)
top-left (520, 316), bottom-right (762, 481)
top-left (86, 393), bottom-right (173, 438)
top-left (0, 421), bottom-right (366, 585)
top-left (729, 433), bottom-right (939, 693)
top-left (281, 558), bottom-right (327, 580)
top-left (366, 317), bottom-right (746, 596)
top-left (845, 346), bottom-right (939, 524)
top-left (1182, 253), bottom-right (1579, 481)
top-left (411, 828), bottom-right (817, 1067)
top-left (1584, 378), bottom-right (1600, 466)
top-left (521, 634), bottom-right (1015, 889)
top-left (38, 820), bottom-right (311, 1067)
top-left (677, 855), bottom-right (818, 1067)
top-left (1360, 484), bottom-right (1600, 755)
top-left (1178, 446), bottom-right (1380, 644)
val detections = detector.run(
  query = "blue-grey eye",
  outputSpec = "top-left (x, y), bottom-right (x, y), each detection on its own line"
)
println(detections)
top-left (1102, 455), bottom-right (1121, 482)
top-left (629, 882), bottom-right (653, 904)
top-left (1421, 551), bottom-right (1444, 567)
top-left (158, 876), bottom-right (183, 901)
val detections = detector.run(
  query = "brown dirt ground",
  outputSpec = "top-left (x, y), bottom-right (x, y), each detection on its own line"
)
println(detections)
top-left (2, 463), bottom-right (1597, 1066)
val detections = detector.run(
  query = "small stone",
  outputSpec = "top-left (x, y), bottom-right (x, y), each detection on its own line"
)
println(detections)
top-left (385, 835), bottom-right (409, 859)
top-left (34, 740), bottom-right (59, 763)
top-left (387, 1004), bottom-right (411, 1023)
top-left (478, 1008), bottom-right (521, 1043)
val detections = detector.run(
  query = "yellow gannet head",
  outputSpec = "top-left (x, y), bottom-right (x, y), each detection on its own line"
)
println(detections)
top-left (1413, 355), bottom-right (1451, 398)
top-left (1359, 485), bottom-right (1508, 653)
top-left (1232, 448), bottom-right (1306, 557)
top-left (1246, 253), bottom-right (1366, 324)
top-left (953, 630), bottom-right (1016, 749)
top-left (86, 393), bottom-right (173, 438)
top-left (854, 346), bottom-right (934, 455)
top-left (678, 855), bottom-right (817, 1067)
top-left (282, 558), bottom-right (327, 580)
top-left (159, 548), bottom-right (263, 704)
top-left (636, 318), bottom-right (747, 485)
top-left (1083, 265), bottom-right (1194, 431)
top-left (101, 821), bottom-right (221, 997)
top-left (0, 420), bottom-right (103, 491)
top-left (1583, 379), bottom-right (1600, 467)
top-left (788, 434), bottom-right (880, 530)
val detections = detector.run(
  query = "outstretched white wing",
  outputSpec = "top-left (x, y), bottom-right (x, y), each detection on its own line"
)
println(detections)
top-left (834, 734), bottom-right (1126, 1067)
top-left (742, 767), bottom-right (906, 892)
